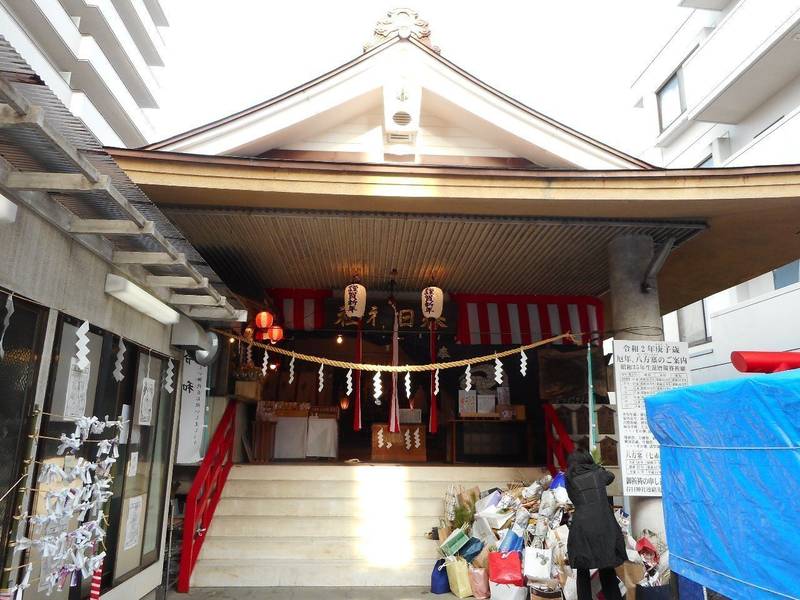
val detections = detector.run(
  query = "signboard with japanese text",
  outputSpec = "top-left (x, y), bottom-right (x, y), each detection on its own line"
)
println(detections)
top-left (176, 353), bottom-right (208, 464)
top-left (613, 340), bottom-right (689, 497)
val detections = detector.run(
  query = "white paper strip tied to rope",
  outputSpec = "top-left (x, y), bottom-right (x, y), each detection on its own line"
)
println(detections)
top-left (520, 349), bottom-right (528, 377)
top-left (289, 353), bottom-right (295, 384)
top-left (111, 339), bottom-right (126, 383)
top-left (345, 369), bottom-right (353, 396)
top-left (434, 368), bottom-right (440, 395)
top-left (246, 342), bottom-right (253, 366)
top-left (414, 428), bottom-right (421, 448)
top-left (495, 357), bottom-right (503, 386)
top-left (164, 359), bottom-right (175, 393)
top-left (373, 371), bottom-right (383, 404)
top-left (464, 364), bottom-right (472, 391)
top-left (318, 363), bottom-right (325, 393)
top-left (405, 371), bottom-right (412, 399)
top-left (75, 320), bottom-right (91, 370)
top-left (0, 293), bottom-right (14, 360)
top-left (261, 347), bottom-right (269, 377)
top-left (404, 429), bottom-right (412, 450)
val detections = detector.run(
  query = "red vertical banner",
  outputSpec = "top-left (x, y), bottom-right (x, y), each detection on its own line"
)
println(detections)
top-left (353, 320), bottom-right (363, 431)
top-left (429, 319), bottom-right (438, 434)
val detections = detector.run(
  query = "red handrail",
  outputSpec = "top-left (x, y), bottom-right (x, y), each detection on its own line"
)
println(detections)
top-left (177, 400), bottom-right (237, 592)
top-left (542, 403), bottom-right (575, 476)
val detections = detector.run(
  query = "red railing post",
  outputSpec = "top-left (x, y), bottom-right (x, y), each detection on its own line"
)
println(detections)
top-left (177, 400), bottom-right (237, 593)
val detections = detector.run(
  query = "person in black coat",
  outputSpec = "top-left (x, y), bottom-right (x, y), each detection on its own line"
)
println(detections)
top-left (566, 449), bottom-right (627, 600)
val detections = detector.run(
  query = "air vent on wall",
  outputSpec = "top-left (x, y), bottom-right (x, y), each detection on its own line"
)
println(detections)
top-left (392, 111), bottom-right (412, 126)
top-left (386, 132), bottom-right (414, 143)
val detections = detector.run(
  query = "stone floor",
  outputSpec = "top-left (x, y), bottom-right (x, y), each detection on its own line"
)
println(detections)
top-left (168, 588), bottom-right (433, 599)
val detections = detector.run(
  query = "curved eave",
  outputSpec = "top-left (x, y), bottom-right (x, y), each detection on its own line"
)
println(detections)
top-left (107, 146), bottom-right (800, 315)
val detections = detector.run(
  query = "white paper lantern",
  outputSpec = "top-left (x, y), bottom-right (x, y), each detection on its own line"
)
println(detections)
top-left (421, 286), bottom-right (443, 320)
top-left (344, 283), bottom-right (367, 318)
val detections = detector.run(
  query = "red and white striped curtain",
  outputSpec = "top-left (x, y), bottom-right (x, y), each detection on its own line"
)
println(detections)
top-left (268, 289), bottom-right (332, 331)
top-left (452, 294), bottom-right (603, 346)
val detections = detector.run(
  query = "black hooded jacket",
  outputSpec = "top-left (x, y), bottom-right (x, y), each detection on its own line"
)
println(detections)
top-left (565, 451), bottom-right (627, 570)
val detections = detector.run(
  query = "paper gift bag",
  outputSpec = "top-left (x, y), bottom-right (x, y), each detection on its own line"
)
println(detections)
top-left (591, 569), bottom-right (627, 599)
top-left (616, 561), bottom-right (646, 600)
top-left (471, 545), bottom-right (491, 569)
top-left (468, 565), bottom-right (490, 599)
top-left (488, 551), bottom-right (524, 586)
top-left (440, 526), bottom-right (470, 556)
top-left (458, 537), bottom-right (485, 563)
top-left (489, 582), bottom-right (527, 600)
top-left (523, 545), bottom-right (553, 582)
top-left (529, 587), bottom-right (563, 599)
top-left (445, 557), bottom-right (473, 598)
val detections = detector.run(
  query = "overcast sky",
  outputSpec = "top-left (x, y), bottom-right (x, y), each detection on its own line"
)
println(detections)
top-left (154, 1), bottom-right (691, 155)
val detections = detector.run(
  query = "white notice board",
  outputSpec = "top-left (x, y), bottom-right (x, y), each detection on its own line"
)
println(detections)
top-left (613, 340), bottom-right (689, 497)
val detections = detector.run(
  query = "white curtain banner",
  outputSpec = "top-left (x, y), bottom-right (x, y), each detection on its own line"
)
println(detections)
top-left (176, 353), bottom-right (208, 464)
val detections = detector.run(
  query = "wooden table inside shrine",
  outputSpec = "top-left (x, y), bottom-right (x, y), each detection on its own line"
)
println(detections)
top-left (448, 418), bottom-right (533, 464)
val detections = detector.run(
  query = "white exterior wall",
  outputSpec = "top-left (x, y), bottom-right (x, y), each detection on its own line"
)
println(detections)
top-left (282, 109), bottom-right (516, 159)
top-left (635, 0), bottom-right (800, 382)
top-left (0, 0), bottom-right (167, 146)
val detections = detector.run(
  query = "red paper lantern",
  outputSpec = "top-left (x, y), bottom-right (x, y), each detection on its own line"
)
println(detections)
top-left (265, 324), bottom-right (284, 344)
top-left (255, 311), bottom-right (274, 329)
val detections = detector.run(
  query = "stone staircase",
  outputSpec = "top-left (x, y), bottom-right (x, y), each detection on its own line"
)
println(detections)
top-left (191, 463), bottom-right (547, 587)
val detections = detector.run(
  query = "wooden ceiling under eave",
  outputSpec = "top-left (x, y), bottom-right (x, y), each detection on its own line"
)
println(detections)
top-left (107, 149), bottom-right (800, 314)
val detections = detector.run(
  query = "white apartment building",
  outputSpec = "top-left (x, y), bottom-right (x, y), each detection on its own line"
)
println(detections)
top-left (632, 0), bottom-right (800, 383)
top-left (0, 0), bottom-right (167, 146)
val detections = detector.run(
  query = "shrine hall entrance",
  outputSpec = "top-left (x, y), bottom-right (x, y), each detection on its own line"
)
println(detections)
top-left (228, 290), bottom-right (616, 469)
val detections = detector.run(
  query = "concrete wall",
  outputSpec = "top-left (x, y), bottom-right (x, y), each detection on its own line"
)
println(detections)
top-left (0, 203), bottom-right (171, 354)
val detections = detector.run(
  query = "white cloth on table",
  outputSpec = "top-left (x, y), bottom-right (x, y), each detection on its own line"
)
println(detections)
top-left (273, 417), bottom-right (308, 459)
top-left (305, 416), bottom-right (338, 458)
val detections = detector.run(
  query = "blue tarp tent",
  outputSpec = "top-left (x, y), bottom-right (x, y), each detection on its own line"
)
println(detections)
top-left (646, 369), bottom-right (800, 600)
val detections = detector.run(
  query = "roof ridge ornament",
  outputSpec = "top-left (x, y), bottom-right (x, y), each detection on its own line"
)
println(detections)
top-left (364, 8), bottom-right (440, 53)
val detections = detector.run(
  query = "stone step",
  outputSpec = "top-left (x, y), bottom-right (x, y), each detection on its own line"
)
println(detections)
top-left (207, 515), bottom-right (438, 538)
top-left (222, 478), bottom-right (520, 499)
top-left (200, 535), bottom-right (440, 561)
top-left (215, 496), bottom-right (444, 517)
top-left (226, 463), bottom-right (544, 482)
top-left (191, 558), bottom-right (433, 587)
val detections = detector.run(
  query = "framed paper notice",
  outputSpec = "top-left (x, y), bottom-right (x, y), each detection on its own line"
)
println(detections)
top-left (64, 357), bottom-right (90, 419)
top-left (139, 377), bottom-right (155, 425)
top-left (613, 340), bottom-right (689, 497)
top-left (123, 495), bottom-right (144, 550)
top-left (126, 451), bottom-right (138, 477)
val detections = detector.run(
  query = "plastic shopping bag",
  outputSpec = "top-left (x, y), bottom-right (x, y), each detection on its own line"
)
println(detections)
top-left (445, 556), bottom-right (472, 598)
top-left (488, 551), bottom-right (524, 586)
top-left (430, 559), bottom-right (450, 594)
top-left (524, 545), bottom-right (553, 582)
top-left (468, 565), bottom-right (490, 599)
top-left (489, 582), bottom-right (528, 600)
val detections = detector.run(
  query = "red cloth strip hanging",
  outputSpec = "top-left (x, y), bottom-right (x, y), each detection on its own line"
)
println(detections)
top-left (353, 320), bottom-right (363, 431)
top-left (429, 319), bottom-right (438, 434)
top-left (389, 306), bottom-right (401, 433)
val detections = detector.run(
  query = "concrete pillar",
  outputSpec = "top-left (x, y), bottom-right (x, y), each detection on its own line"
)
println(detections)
top-left (608, 234), bottom-right (666, 538)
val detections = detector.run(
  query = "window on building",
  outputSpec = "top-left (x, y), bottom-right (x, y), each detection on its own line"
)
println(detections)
top-left (657, 71), bottom-right (685, 132)
top-left (773, 260), bottom-right (800, 290)
top-left (22, 315), bottom-right (176, 597)
top-left (0, 291), bottom-right (47, 561)
top-left (677, 300), bottom-right (711, 347)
